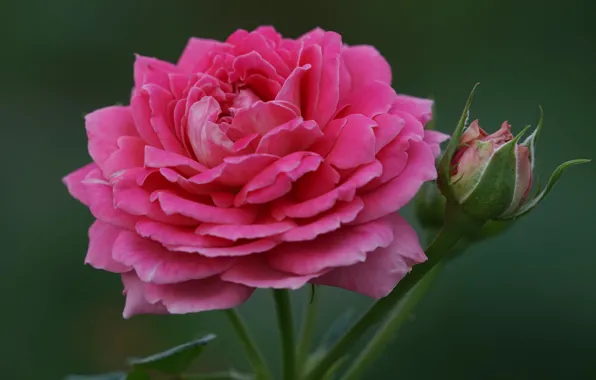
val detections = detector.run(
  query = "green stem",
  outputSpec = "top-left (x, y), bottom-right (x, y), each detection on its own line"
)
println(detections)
top-left (224, 309), bottom-right (271, 380)
top-left (339, 262), bottom-right (445, 380)
top-left (297, 286), bottom-right (319, 372)
top-left (305, 204), bottom-right (473, 380)
top-left (273, 289), bottom-right (297, 380)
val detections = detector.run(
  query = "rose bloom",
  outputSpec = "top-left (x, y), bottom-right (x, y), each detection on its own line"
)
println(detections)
top-left (64, 27), bottom-right (446, 317)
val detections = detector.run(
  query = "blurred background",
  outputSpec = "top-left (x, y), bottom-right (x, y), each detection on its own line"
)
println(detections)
top-left (1, 0), bottom-right (595, 379)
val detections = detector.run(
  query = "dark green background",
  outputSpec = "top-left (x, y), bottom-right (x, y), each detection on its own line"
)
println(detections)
top-left (1, 0), bottom-right (594, 379)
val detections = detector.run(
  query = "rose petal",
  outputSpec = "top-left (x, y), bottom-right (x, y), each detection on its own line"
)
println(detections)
top-left (101, 136), bottom-right (146, 177)
top-left (86, 221), bottom-right (131, 273)
top-left (272, 160), bottom-right (382, 220)
top-left (354, 140), bottom-right (436, 223)
top-left (177, 38), bottom-right (232, 73)
top-left (391, 95), bottom-right (433, 125)
top-left (165, 238), bottom-right (278, 258)
top-left (235, 152), bottom-right (323, 206)
top-left (122, 272), bottom-right (168, 318)
top-left (156, 191), bottom-right (257, 224)
top-left (63, 163), bottom-right (97, 205)
top-left (142, 277), bottom-right (254, 314)
top-left (144, 145), bottom-right (208, 176)
top-left (311, 214), bottom-right (426, 298)
top-left (256, 119), bottom-right (323, 156)
top-left (275, 65), bottom-right (311, 112)
top-left (187, 97), bottom-right (234, 167)
top-left (325, 114), bottom-right (377, 169)
top-left (231, 100), bottom-right (298, 136)
top-left (299, 31), bottom-right (341, 126)
top-left (85, 106), bottom-right (139, 173)
top-left (136, 219), bottom-right (229, 247)
top-left (268, 217), bottom-right (394, 275)
top-left (196, 220), bottom-right (296, 241)
top-left (221, 255), bottom-right (321, 290)
top-left (188, 154), bottom-right (278, 188)
top-left (280, 198), bottom-right (364, 242)
top-left (424, 130), bottom-right (449, 158)
top-left (113, 231), bottom-right (235, 284)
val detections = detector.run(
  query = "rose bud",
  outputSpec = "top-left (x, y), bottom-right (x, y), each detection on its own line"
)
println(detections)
top-left (438, 86), bottom-right (589, 227)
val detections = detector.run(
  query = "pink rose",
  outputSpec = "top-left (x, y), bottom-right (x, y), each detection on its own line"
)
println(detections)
top-left (64, 26), bottom-right (445, 317)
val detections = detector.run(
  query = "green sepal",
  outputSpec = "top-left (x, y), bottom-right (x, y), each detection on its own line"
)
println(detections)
top-left (459, 127), bottom-right (529, 220)
top-left (128, 334), bottom-right (216, 375)
top-left (504, 159), bottom-right (591, 219)
top-left (438, 83), bottom-right (479, 199)
top-left (521, 106), bottom-right (544, 169)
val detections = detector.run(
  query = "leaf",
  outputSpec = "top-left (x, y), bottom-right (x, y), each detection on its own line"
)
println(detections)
top-left (438, 83), bottom-right (479, 198)
top-left (129, 334), bottom-right (216, 375)
top-left (65, 373), bottom-right (127, 380)
top-left (506, 159), bottom-right (591, 219)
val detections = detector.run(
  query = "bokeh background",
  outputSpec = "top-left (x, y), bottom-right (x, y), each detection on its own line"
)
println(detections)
top-left (2, 0), bottom-right (595, 379)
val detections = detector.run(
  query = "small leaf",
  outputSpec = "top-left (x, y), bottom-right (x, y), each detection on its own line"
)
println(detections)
top-left (65, 373), bottom-right (127, 380)
top-left (438, 83), bottom-right (479, 198)
top-left (129, 334), bottom-right (216, 375)
top-left (506, 159), bottom-right (590, 218)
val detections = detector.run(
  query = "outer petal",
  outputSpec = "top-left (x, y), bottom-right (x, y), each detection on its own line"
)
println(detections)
top-left (85, 106), bottom-right (138, 173)
top-left (311, 214), bottom-right (426, 298)
top-left (355, 140), bottom-right (437, 223)
top-left (221, 256), bottom-right (321, 290)
top-left (340, 45), bottom-right (392, 103)
top-left (177, 38), bottom-right (232, 73)
top-left (391, 95), bottom-right (433, 125)
top-left (63, 163), bottom-right (97, 205)
top-left (424, 130), bottom-right (450, 158)
top-left (268, 217), bottom-right (394, 275)
top-left (122, 272), bottom-right (168, 318)
top-left (112, 231), bottom-right (235, 284)
top-left (86, 221), bottom-right (131, 273)
top-left (143, 277), bottom-right (254, 314)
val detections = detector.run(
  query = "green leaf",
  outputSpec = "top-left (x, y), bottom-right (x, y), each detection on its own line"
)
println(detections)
top-left (438, 83), bottom-right (479, 198)
top-left (65, 373), bottom-right (127, 380)
top-left (129, 334), bottom-right (216, 375)
top-left (506, 159), bottom-right (591, 219)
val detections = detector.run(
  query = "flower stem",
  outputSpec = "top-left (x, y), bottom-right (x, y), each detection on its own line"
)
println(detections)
top-left (338, 262), bottom-right (444, 380)
top-left (304, 204), bottom-right (473, 380)
top-left (297, 286), bottom-right (319, 372)
top-left (273, 289), bottom-right (297, 380)
top-left (224, 309), bottom-right (271, 380)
